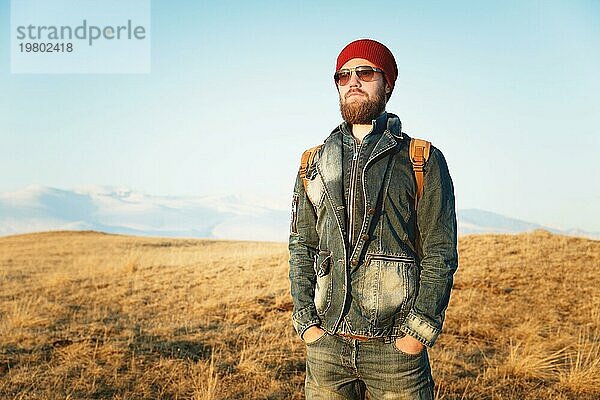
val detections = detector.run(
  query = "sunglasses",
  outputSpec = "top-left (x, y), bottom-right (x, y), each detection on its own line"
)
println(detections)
top-left (334, 65), bottom-right (384, 86)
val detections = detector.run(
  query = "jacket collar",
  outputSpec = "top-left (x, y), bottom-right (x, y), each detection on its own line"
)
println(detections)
top-left (385, 112), bottom-right (404, 139)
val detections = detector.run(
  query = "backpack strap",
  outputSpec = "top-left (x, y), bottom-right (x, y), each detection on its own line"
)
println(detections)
top-left (299, 144), bottom-right (323, 192)
top-left (409, 137), bottom-right (431, 260)
top-left (409, 138), bottom-right (431, 209)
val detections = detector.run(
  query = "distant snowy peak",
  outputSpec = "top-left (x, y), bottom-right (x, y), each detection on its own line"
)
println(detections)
top-left (457, 209), bottom-right (599, 239)
top-left (0, 186), bottom-right (597, 241)
top-left (0, 185), bottom-right (289, 241)
top-left (458, 209), bottom-right (542, 234)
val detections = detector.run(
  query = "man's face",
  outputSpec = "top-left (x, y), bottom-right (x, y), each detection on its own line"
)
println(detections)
top-left (337, 58), bottom-right (391, 125)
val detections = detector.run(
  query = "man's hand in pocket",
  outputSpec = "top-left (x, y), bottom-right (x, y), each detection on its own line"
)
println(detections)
top-left (303, 326), bottom-right (326, 344)
top-left (394, 334), bottom-right (424, 355)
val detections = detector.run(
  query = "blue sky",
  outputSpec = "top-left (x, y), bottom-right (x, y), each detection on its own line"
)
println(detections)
top-left (1, 0), bottom-right (599, 232)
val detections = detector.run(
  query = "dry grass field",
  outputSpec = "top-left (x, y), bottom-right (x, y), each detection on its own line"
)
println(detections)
top-left (0, 230), bottom-right (598, 399)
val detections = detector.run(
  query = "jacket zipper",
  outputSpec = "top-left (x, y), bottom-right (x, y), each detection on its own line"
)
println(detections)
top-left (291, 193), bottom-right (299, 234)
top-left (348, 139), bottom-right (362, 247)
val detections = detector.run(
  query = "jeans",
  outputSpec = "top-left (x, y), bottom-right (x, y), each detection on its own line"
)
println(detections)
top-left (305, 333), bottom-right (434, 399)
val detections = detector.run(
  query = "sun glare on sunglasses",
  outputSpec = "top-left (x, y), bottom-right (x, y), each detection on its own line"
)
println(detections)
top-left (334, 66), bottom-right (384, 86)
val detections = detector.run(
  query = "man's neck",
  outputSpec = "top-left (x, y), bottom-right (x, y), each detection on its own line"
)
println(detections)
top-left (350, 111), bottom-right (387, 143)
top-left (352, 124), bottom-right (372, 144)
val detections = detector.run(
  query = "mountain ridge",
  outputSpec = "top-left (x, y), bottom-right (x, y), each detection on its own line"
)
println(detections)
top-left (1, 185), bottom-right (597, 241)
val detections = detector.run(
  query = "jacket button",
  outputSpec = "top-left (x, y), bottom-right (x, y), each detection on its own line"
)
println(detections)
top-left (361, 234), bottom-right (369, 241)
top-left (350, 259), bottom-right (358, 266)
top-left (367, 208), bottom-right (376, 215)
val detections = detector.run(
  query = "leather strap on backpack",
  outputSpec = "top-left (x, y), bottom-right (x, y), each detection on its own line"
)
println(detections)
top-left (299, 144), bottom-right (323, 192)
top-left (409, 137), bottom-right (431, 260)
top-left (409, 138), bottom-right (431, 209)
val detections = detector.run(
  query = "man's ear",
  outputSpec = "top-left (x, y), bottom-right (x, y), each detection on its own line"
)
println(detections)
top-left (385, 82), bottom-right (392, 95)
top-left (384, 83), bottom-right (392, 102)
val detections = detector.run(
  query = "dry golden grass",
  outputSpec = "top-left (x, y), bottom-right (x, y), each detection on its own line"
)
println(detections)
top-left (0, 229), bottom-right (598, 399)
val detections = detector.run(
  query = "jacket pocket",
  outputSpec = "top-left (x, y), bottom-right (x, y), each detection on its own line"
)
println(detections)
top-left (361, 253), bottom-right (417, 324)
top-left (314, 250), bottom-right (333, 314)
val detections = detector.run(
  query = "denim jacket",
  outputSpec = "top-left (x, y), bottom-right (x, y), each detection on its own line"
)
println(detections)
top-left (288, 113), bottom-right (458, 347)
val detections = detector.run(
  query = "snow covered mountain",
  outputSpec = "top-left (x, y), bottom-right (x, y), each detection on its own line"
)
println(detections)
top-left (457, 209), bottom-right (599, 239)
top-left (0, 185), bottom-right (290, 242)
top-left (0, 186), bottom-right (597, 241)
top-left (458, 209), bottom-right (546, 235)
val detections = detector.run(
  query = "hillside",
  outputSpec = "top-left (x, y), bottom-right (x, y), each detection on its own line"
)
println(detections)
top-left (0, 230), bottom-right (599, 399)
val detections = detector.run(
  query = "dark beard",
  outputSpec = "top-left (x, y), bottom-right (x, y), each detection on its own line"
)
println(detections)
top-left (339, 86), bottom-right (386, 124)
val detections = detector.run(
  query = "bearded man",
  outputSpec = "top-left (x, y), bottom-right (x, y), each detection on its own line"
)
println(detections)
top-left (288, 39), bottom-right (458, 399)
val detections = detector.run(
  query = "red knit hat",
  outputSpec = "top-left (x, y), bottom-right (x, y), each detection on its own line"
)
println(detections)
top-left (335, 39), bottom-right (398, 97)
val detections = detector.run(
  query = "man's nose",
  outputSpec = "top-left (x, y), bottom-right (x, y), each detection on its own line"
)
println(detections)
top-left (348, 71), bottom-right (361, 87)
